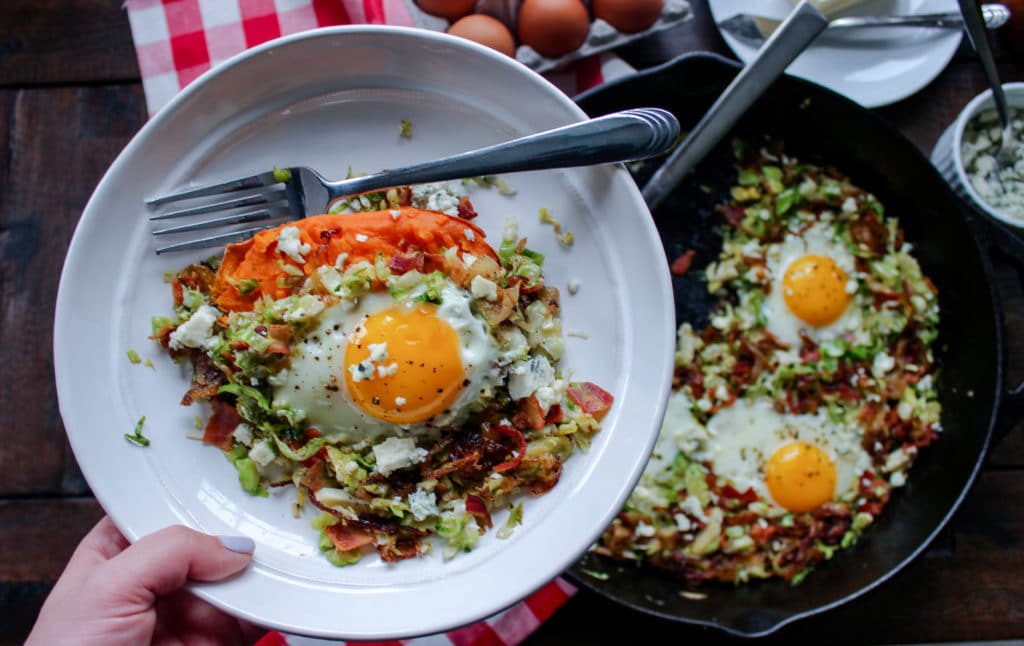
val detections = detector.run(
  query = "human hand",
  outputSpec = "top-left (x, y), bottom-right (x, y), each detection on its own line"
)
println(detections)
top-left (27, 516), bottom-right (259, 646)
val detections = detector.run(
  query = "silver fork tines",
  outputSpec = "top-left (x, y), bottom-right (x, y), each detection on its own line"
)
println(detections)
top-left (146, 170), bottom-right (281, 206)
top-left (146, 107), bottom-right (682, 254)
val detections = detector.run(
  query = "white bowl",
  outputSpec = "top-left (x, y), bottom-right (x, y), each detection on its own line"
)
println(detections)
top-left (932, 82), bottom-right (1024, 228)
top-left (54, 25), bottom-right (675, 640)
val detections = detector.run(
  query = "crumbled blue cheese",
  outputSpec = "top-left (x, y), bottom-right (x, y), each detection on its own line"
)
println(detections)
top-left (348, 360), bottom-right (376, 382)
top-left (464, 228), bottom-right (476, 242)
top-left (168, 304), bottom-right (220, 351)
top-left (534, 379), bottom-right (565, 414)
top-left (249, 439), bottom-right (276, 467)
top-left (872, 352), bottom-right (895, 378)
top-left (408, 489), bottom-right (438, 521)
top-left (395, 396), bottom-right (407, 407)
top-left (411, 182), bottom-right (461, 216)
top-left (232, 423), bottom-right (254, 447)
top-left (961, 106), bottom-right (1024, 221)
top-left (368, 342), bottom-right (388, 362)
top-left (507, 355), bottom-right (555, 400)
top-left (470, 275), bottom-right (498, 302)
top-left (390, 209), bottom-right (401, 220)
top-left (372, 437), bottom-right (428, 476)
top-left (277, 226), bottom-right (311, 264)
top-left (355, 233), bottom-right (369, 243)
top-left (377, 362), bottom-right (398, 378)
top-left (567, 279), bottom-right (580, 295)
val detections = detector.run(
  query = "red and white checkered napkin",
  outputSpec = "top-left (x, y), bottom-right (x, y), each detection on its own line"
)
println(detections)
top-left (123, 1), bottom-right (629, 643)
top-left (251, 579), bottom-right (577, 646)
top-left (125, 0), bottom-right (635, 116)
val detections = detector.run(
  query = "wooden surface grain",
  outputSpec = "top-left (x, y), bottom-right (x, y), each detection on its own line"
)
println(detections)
top-left (2, 1), bottom-right (1023, 644)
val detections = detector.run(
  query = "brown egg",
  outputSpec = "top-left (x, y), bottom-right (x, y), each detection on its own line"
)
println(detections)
top-left (447, 14), bottom-right (517, 57)
top-left (414, 0), bottom-right (477, 21)
top-left (593, 0), bottom-right (664, 34)
top-left (517, 0), bottom-right (591, 59)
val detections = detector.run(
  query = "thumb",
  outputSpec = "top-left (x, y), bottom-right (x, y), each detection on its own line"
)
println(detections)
top-left (102, 525), bottom-right (254, 601)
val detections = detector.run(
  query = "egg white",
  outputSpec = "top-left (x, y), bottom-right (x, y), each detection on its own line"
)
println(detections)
top-left (271, 280), bottom-right (500, 447)
top-left (762, 221), bottom-right (861, 346)
top-left (696, 398), bottom-right (871, 509)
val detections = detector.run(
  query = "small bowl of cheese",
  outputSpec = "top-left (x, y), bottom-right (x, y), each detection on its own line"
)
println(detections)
top-left (934, 82), bottom-right (1024, 228)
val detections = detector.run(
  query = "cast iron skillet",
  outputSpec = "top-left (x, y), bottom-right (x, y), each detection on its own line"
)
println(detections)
top-left (571, 52), bottom-right (1024, 637)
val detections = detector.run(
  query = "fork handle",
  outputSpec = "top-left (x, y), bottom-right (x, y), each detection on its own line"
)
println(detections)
top-left (323, 108), bottom-right (680, 200)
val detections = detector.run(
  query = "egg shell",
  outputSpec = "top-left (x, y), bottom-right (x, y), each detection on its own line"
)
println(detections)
top-left (414, 0), bottom-right (477, 20)
top-left (592, 0), bottom-right (664, 34)
top-left (447, 13), bottom-right (517, 57)
top-left (517, 0), bottom-right (591, 59)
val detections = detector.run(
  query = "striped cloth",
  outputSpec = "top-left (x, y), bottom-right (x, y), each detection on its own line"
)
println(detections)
top-left (253, 579), bottom-right (578, 646)
top-left (121, 1), bottom-right (632, 644)
top-left (124, 0), bottom-right (635, 116)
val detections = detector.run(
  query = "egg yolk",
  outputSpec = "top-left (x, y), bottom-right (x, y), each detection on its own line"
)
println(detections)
top-left (344, 304), bottom-right (464, 424)
top-left (782, 254), bottom-right (851, 327)
top-left (764, 441), bottom-right (837, 512)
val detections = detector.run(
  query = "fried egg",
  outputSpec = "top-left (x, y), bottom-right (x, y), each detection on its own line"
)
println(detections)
top-left (762, 222), bottom-right (860, 346)
top-left (698, 399), bottom-right (871, 512)
top-left (272, 279), bottom-right (500, 446)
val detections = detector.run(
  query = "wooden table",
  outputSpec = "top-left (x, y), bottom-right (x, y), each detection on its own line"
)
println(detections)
top-left (1, 2), bottom-right (1022, 644)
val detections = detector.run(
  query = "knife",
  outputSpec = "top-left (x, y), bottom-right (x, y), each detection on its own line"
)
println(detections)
top-left (719, 3), bottom-right (1010, 48)
top-left (642, 0), bottom-right (830, 210)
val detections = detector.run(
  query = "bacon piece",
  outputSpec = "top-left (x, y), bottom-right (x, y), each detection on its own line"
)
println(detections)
top-left (567, 382), bottom-right (614, 419)
top-left (670, 249), bottom-right (697, 276)
top-left (849, 211), bottom-right (888, 255)
top-left (457, 196), bottom-right (478, 220)
top-left (181, 351), bottom-right (228, 405)
top-left (421, 450), bottom-right (482, 479)
top-left (266, 324), bottom-right (291, 355)
top-left (388, 253), bottom-right (424, 274)
top-left (465, 494), bottom-right (492, 529)
top-left (299, 460), bottom-right (326, 492)
top-left (718, 204), bottom-right (745, 226)
top-left (720, 484), bottom-right (759, 506)
top-left (203, 398), bottom-right (240, 450)
top-left (324, 524), bottom-right (375, 552)
top-left (492, 425), bottom-right (527, 473)
top-left (512, 396), bottom-right (546, 430)
top-left (475, 282), bottom-right (520, 326)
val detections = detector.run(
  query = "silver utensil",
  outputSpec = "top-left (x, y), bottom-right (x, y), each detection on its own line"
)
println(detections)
top-left (958, 0), bottom-right (1018, 183)
top-left (642, 0), bottom-right (829, 210)
top-left (147, 107), bottom-right (680, 254)
top-left (719, 3), bottom-right (1010, 48)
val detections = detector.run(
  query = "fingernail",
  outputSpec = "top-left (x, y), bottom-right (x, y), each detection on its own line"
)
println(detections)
top-left (218, 535), bottom-right (255, 554)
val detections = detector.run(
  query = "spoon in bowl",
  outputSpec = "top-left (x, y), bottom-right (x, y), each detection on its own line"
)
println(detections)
top-left (958, 0), bottom-right (1018, 178)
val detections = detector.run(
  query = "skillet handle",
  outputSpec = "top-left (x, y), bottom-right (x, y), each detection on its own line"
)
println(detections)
top-left (968, 211), bottom-right (1024, 443)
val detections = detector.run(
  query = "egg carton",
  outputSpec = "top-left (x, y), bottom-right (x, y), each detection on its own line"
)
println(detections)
top-left (405, 0), bottom-right (693, 74)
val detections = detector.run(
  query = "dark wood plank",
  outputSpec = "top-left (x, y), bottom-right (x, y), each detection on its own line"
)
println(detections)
top-left (0, 497), bottom-right (103, 583)
top-left (0, 582), bottom-right (52, 646)
top-left (0, 498), bottom-right (103, 645)
top-left (0, 85), bottom-right (145, 496)
top-left (0, 0), bottom-right (139, 86)
top-left (526, 470), bottom-right (1024, 645)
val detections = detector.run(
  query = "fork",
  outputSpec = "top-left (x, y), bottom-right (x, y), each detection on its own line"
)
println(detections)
top-left (146, 107), bottom-right (680, 254)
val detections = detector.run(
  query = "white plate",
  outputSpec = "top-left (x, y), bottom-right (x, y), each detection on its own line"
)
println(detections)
top-left (53, 26), bottom-right (674, 640)
top-left (709, 0), bottom-right (962, 108)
